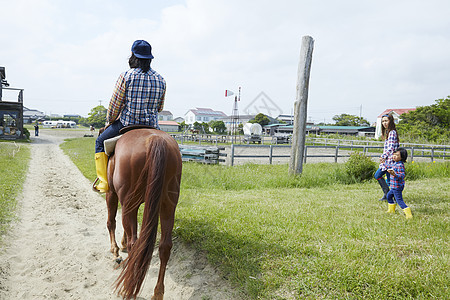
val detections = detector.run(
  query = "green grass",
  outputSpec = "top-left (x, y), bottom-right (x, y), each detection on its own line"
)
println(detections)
top-left (60, 137), bottom-right (97, 182)
top-left (60, 137), bottom-right (450, 299)
top-left (0, 142), bottom-right (31, 242)
top-left (176, 164), bottom-right (449, 299)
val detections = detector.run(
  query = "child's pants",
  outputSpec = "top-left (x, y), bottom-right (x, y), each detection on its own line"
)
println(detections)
top-left (387, 187), bottom-right (408, 209)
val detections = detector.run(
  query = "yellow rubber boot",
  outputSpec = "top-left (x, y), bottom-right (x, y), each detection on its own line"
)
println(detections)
top-left (93, 152), bottom-right (109, 193)
top-left (403, 207), bottom-right (413, 219)
top-left (386, 203), bottom-right (396, 213)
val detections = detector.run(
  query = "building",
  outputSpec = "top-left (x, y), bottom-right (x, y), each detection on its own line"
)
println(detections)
top-left (173, 116), bottom-right (184, 123)
top-left (63, 114), bottom-right (81, 118)
top-left (23, 107), bottom-right (45, 124)
top-left (159, 120), bottom-right (179, 132)
top-left (0, 66), bottom-right (24, 139)
top-left (220, 114), bottom-right (255, 133)
top-left (267, 124), bottom-right (375, 137)
top-left (375, 108), bottom-right (416, 139)
top-left (158, 110), bottom-right (173, 121)
top-left (184, 108), bottom-right (227, 125)
top-left (276, 114), bottom-right (294, 125)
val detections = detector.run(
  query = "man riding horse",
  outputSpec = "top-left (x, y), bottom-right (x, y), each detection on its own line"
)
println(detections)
top-left (93, 40), bottom-right (166, 193)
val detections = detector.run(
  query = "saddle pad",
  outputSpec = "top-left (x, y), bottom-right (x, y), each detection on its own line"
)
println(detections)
top-left (104, 135), bottom-right (123, 156)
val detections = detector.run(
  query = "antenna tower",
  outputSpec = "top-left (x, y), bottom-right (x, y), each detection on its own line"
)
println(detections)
top-left (231, 87), bottom-right (240, 143)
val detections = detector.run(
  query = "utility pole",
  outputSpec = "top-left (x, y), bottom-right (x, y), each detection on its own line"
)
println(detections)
top-left (289, 36), bottom-right (314, 175)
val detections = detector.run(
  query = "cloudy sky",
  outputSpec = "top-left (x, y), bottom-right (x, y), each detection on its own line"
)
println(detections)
top-left (1, 0), bottom-right (449, 123)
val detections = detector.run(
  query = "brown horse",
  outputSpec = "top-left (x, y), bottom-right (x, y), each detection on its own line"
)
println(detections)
top-left (105, 128), bottom-right (182, 300)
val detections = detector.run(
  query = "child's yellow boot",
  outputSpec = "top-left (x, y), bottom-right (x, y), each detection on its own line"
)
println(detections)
top-left (403, 207), bottom-right (413, 219)
top-left (93, 152), bottom-right (109, 193)
top-left (386, 203), bottom-right (396, 213)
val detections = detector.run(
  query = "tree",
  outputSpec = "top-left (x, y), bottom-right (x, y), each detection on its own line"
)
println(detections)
top-left (87, 105), bottom-right (107, 128)
top-left (179, 121), bottom-right (188, 132)
top-left (193, 121), bottom-right (202, 131)
top-left (332, 113), bottom-right (369, 126)
top-left (201, 122), bottom-right (210, 133)
top-left (209, 120), bottom-right (226, 134)
top-left (397, 96), bottom-right (450, 143)
top-left (249, 113), bottom-right (270, 126)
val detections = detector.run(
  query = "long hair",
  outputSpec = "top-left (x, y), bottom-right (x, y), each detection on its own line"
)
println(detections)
top-left (128, 53), bottom-right (151, 72)
top-left (381, 113), bottom-right (399, 142)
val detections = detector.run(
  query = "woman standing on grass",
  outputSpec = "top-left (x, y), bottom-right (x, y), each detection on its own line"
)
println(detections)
top-left (374, 113), bottom-right (399, 201)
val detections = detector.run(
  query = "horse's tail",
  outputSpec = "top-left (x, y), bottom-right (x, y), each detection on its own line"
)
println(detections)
top-left (115, 135), bottom-right (167, 299)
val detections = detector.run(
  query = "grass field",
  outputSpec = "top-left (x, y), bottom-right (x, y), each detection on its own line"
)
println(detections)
top-left (60, 137), bottom-right (450, 299)
top-left (0, 142), bottom-right (31, 242)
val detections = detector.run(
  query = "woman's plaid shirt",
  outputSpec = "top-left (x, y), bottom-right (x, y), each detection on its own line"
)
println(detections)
top-left (380, 130), bottom-right (399, 171)
top-left (388, 161), bottom-right (405, 189)
top-left (107, 68), bottom-right (166, 128)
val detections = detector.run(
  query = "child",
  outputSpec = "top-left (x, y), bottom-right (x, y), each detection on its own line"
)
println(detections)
top-left (386, 147), bottom-right (412, 219)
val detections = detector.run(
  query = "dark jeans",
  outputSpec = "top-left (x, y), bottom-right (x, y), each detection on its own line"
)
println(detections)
top-left (374, 168), bottom-right (391, 186)
top-left (387, 187), bottom-right (408, 209)
top-left (95, 120), bottom-right (124, 153)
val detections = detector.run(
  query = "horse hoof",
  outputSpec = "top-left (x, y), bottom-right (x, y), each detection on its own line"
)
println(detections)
top-left (115, 256), bottom-right (123, 265)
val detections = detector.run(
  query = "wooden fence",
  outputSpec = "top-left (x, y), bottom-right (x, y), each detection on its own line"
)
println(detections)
top-left (229, 144), bottom-right (449, 166)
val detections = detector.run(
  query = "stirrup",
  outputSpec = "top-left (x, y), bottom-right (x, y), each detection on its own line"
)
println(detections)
top-left (92, 177), bottom-right (101, 193)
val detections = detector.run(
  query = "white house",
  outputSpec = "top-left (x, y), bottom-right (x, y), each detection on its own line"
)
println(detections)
top-left (158, 110), bottom-right (173, 121)
top-left (184, 108), bottom-right (227, 125)
top-left (173, 116), bottom-right (184, 123)
top-left (375, 108), bottom-right (416, 139)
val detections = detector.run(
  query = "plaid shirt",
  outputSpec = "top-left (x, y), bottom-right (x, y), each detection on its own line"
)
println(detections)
top-left (388, 161), bottom-right (405, 189)
top-left (107, 68), bottom-right (166, 128)
top-left (380, 130), bottom-right (399, 171)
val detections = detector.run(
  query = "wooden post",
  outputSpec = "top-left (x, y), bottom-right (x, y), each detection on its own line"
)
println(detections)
top-left (289, 36), bottom-right (314, 175)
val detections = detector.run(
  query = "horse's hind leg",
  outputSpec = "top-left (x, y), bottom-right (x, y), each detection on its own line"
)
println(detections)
top-left (120, 231), bottom-right (127, 252)
top-left (106, 192), bottom-right (120, 261)
top-left (152, 177), bottom-right (180, 300)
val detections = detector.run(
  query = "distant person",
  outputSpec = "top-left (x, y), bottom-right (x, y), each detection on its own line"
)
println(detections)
top-left (386, 148), bottom-right (412, 219)
top-left (34, 123), bottom-right (39, 136)
top-left (374, 113), bottom-right (399, 201)
top-left (90, 125), bottom-right (95, 136)
top-left (92, 40), bottom-right (166, 193)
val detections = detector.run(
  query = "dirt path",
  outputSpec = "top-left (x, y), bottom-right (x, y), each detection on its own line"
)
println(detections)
top-left (0, 130), bottom-right (239, 300)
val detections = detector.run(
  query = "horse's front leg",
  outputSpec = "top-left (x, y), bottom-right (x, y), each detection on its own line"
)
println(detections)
top-left (106, 191), bottom-right (121, 262)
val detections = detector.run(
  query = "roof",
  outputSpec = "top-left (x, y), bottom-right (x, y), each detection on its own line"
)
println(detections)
top-left (187, 108), bottom-right (227, 117)
top-left (159, 120), bottom-right (179, 126)
top-left (159, 110), bottom-right (173, 116)
top-left (377, 108), bottom-right (416, 118)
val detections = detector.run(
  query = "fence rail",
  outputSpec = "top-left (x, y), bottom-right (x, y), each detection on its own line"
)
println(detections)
top-left (229, 144), bottom-right (449, 166)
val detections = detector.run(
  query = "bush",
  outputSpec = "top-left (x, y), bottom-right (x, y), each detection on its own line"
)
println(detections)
top-left (23, 127), bottom-right (30, 140)
top-left (344, 152), bottom-right (377, 182)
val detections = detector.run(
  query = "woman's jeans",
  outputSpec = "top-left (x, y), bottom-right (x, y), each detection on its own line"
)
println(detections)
top-left (95, 120), bottom-right (124, 153)
top-left (374, 168), bottom-right (391, 185)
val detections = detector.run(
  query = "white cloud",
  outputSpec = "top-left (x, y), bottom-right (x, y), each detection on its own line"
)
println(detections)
top-left (1, 0), bottom-right (449, 122)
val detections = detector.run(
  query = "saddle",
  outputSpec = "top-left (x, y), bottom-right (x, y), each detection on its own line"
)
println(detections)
top-left (104, 125), bottom-right (156, 156)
